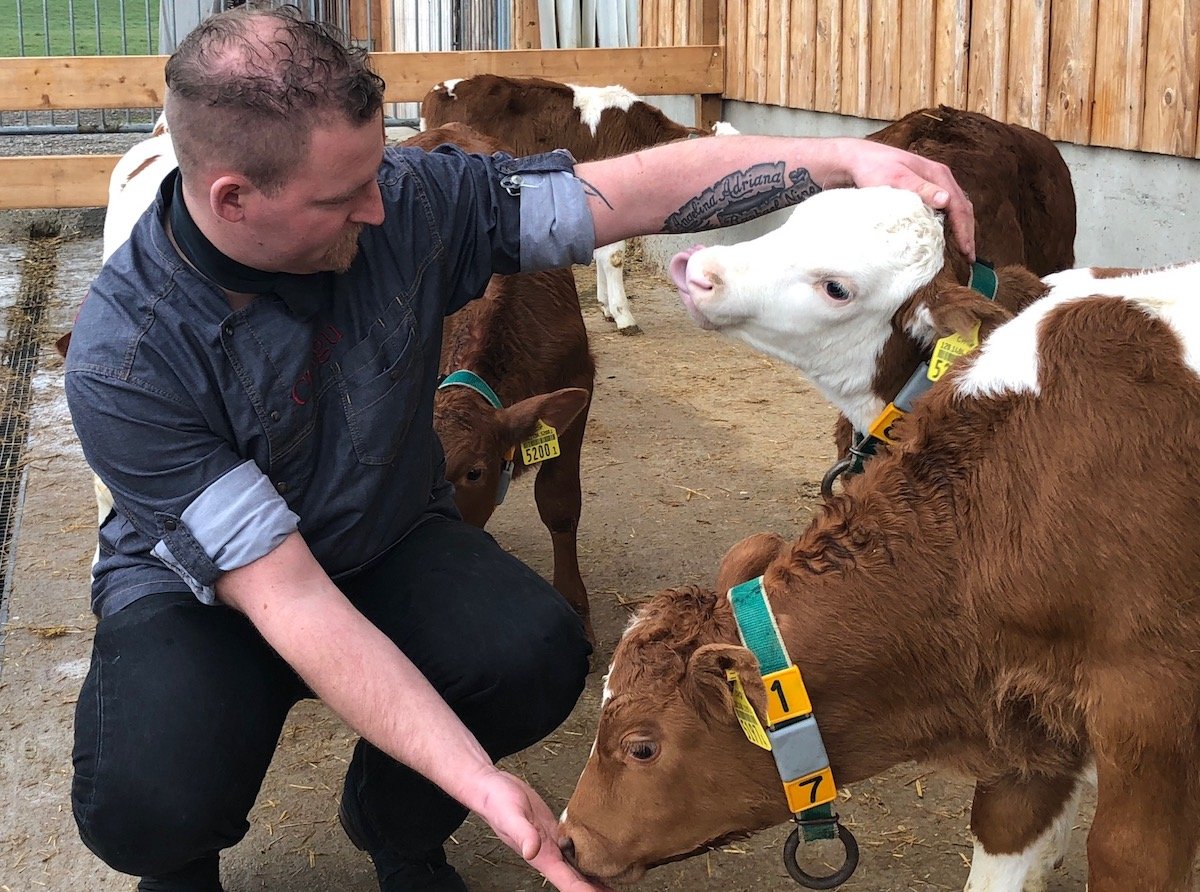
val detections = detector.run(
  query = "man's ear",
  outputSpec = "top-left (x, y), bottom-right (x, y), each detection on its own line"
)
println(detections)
top-left (685, 642), bottom-right (767, 725)
top-left (210, 176), bottom-right (250, 224)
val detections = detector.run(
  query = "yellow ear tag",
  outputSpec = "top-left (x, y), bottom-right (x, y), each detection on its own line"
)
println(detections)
top-left (927, 321), bottom-right (982, 382)
top-left (726, 670), bottom-right (772, 751)
top-left (520, 420), bottom-right (561, 465)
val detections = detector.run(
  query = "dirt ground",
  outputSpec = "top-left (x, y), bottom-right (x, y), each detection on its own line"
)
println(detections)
top-left (0, 237), bottom-right (1098, 892)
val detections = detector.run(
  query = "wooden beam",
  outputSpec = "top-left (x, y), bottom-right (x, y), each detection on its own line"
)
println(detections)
top-left (0, 46), bottom-right (725, 112)
top-left (0, 155), bottom-right (119, 210)
top-left (695, 0), bottom-right (723, 130)
top-left (512, 0), bottom-right (542, 49)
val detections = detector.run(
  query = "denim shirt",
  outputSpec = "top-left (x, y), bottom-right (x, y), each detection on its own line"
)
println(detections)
top-left (66, 144), bottom-right (595, 617)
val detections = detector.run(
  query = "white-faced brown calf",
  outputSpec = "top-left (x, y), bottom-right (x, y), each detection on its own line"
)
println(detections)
top-left (562, 262), bottom-right (1200, 891)
top-left (407, 125), bottom-right (598, 643)
top-left (671, 106), bottom-right (1077, 457)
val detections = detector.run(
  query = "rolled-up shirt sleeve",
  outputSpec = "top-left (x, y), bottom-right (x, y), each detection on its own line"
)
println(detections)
top-left (65, 368), bottom-right (298, 604)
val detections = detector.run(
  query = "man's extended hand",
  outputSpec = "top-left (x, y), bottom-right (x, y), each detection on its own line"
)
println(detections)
top-left (824, 136), bottom-right (976, 260)
top-left (469, 768), bottom-right (613, 892)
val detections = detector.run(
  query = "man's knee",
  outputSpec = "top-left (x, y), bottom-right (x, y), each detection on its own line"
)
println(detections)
top-left (73, 760), bottom-right (248, 877)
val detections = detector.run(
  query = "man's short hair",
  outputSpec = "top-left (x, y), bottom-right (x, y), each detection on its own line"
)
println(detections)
top-left (164, 4), bottom-right (385, 192)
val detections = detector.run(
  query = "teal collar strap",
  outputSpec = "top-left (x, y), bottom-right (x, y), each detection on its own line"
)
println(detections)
top-left (439, 369), bottom-right (504, 409)
top-left (728, 577), bottom-right (837, 836)
top-left (968, 259), bottom-right (998, 300)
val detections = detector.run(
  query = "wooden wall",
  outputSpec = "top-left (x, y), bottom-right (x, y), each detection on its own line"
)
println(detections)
top-left (644, 0), bottom-right (1200, 159)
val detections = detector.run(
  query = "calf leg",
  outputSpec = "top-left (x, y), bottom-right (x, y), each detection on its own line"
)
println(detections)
top-left (1086, 747), bottom-right (1199, 891)
top-left (533, 396), bottom-right (594, 647)
top-left (966, 769), bottom-right (1082, 892)
top-left (594, 243), bottom-right (639, 335)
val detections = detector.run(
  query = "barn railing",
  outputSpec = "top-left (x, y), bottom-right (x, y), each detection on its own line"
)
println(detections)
top-left (0, 42), bottom-right (724, 209)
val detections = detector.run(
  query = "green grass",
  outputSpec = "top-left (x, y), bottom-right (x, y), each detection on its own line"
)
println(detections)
top-left (1, 0), bottom-right (161, 57)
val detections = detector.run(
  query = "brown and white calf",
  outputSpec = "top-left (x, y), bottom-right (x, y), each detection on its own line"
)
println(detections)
top-left (561, 260), bottom-right (1200, 890)
top-left (422, 74), bottom-right (711, 335)
top-left (406, 126), bottom-right (599, 643)
top-left (671, 106), bottom-right (1076, 456)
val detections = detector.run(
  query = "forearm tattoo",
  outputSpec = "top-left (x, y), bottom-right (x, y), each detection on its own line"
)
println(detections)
top-left (662, 162), bottom-right (821, 233)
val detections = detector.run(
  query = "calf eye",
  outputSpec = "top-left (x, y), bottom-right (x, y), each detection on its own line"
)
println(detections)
top-left (626, 740), bottom-right (659, 762)
top-left (465, 468), bottom-right (484, 482)
top-left (823, 280), bottom-right (851, 301)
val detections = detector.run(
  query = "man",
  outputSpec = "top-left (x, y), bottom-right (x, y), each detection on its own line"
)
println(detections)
top-left (65, 7), bottom-right (975, 892)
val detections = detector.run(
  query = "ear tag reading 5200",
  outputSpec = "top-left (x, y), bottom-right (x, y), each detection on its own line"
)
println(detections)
top-left (521, 420), bottom-right (561, 465)
top-left (927, 322), bottom-right (982, 382)
top-left (726, 670), bottom-right (772, 751)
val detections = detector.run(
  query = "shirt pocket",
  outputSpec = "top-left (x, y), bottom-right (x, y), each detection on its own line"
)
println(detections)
top-left (332, 302), bottom-right (423, 466)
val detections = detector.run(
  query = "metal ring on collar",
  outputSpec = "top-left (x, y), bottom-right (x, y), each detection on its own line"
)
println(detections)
top-left (782, 819), bottom-right (860, 889)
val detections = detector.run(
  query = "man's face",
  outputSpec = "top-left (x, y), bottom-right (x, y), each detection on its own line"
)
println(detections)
top-left (241, 113), bottom-right (386, 274)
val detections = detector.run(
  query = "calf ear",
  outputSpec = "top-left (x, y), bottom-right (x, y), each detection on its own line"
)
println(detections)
top-left (914, 285), bottom-right (1013, 345)
top-left (54, 331), bottom-right (72, 358)
top-left (498, 387), bottom-right (590, 444)
top-left (716, 533), bottom-right (788, 593)
top-left (686, 643), bottom-right (768, 726)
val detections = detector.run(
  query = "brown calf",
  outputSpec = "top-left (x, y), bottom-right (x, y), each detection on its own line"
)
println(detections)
top-left (407, 125), bottom-right (598, 644)
top-left (562, 263), bottom-right (1200, 891)
top-left (422, 74), bottom-right (707, 335)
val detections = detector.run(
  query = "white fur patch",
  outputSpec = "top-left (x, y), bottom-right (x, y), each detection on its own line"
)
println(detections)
top-left (957, 262), bottom-right (1200, 400)
top-left (567, 83), bottom-right (638, 135)
top-left (438, 78), bottom-right (464, 98)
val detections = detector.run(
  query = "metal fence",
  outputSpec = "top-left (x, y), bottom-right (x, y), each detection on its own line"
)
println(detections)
top-left (2, 0), bottom-right (512, 133)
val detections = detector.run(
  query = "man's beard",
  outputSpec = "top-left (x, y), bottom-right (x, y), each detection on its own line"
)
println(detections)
top-left (321, 223), bottom-right (364, 272)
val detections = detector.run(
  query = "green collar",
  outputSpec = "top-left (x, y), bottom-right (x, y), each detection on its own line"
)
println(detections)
top-left (438, 369), bottom-right (503, 408)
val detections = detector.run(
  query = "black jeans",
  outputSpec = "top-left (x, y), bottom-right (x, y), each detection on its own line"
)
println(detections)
top-left (71, 516), bottom-right (591, 880)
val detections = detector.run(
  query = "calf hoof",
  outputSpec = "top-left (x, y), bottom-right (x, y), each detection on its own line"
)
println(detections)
top-left (618, 324), bottom-right (642, 336)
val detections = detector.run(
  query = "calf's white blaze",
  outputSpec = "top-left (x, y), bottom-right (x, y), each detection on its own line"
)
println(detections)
top-left (958, 262), bottom-right (1200, 400)
top-left (679, 187), bottom-right (945, 433)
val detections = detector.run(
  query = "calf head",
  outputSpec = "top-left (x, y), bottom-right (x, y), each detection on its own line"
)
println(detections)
top-left (434, 386), bottom-right (589, 526)
top-left (561, 583), bottom-right (792, 883)
top-left (669, 187), bottom-right (1016, 434)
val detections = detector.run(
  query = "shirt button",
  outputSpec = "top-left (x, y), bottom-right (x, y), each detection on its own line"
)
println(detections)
top-left (276, 481), bottom-right (290, 494)
top-left (222, 324), bottom-right (234, 336)
top-left (270, 410), bottom-right (281, 422)
top-left (163, 518), bottom-right (178, 532)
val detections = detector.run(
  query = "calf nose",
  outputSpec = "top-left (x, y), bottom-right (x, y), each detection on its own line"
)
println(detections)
top-left (559, 835), bottom-right (577, 867)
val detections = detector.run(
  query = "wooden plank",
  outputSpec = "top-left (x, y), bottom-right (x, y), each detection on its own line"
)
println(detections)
top-left (789, 0), bottom-right (817, 109)
top-left (1142, 0), bottom-right (1198, 155)
top-left (642, 0), bottom-right (658, 46)
top-left (1045, 0), bottom-right (1098, 144)
top-left (1092, 0), bottom-right (1148, 148)
top-left (966, 0), bottom-right (1008, 118)
top-left (0, 155), bottom-right (118, 210)
top-left (1007, 0), bottom-right (1050, 129)
top-left (898, 0), bottom-right (934, 115)
top-left (658, 0), bottom-right (674, 47)
top-left (695, 0), bottom-right (723, 126)
top-left (766, 0), bottom-right (791, 106)
top-left (513, 0), bottom-right (542, 49)
top-left (868, 0), bottom-right (901, 120)
top-left (933, 0), bottom-right (969, 108)
top-left (372, 0), bottom-right (394, 53)
top-left (672, 0), bottom-right (688, 45)
top-left (725, 0), bottom-right (747, 101)
top-left (0, 48), bottom-right (726, 112)
top-left (841, 0), bottom-right (870, 117)
top-left (746, 0), bottom-right (770, 102)
top-left (813, 0), bottom-right (842, 112)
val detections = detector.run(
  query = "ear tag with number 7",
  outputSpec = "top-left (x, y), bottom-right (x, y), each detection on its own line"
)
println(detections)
top-left (726, 670), bottom-right (772, 751)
